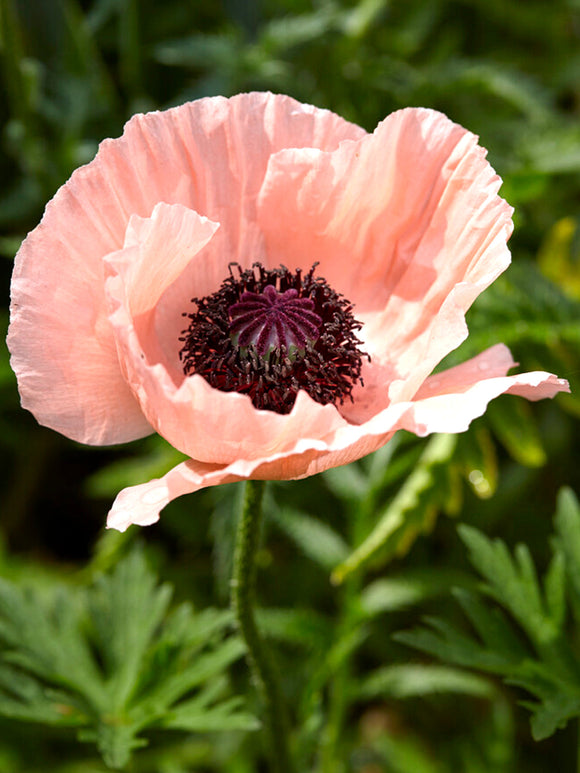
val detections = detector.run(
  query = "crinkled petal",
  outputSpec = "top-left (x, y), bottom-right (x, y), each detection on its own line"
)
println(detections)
top-left (105, 204), bottom-right (350, 462)
top-left (118, 202), bottom-right (220, 316)
top-left (107, 460), bottom-right (246, 531)
top-left (8, 92), bottom-right (364, 445)
top-left (107, 345), bottom-right (569, 530)
top-left (107, 440), bottom-right (353, 532)
top-left (104, 201), bottom-right (220, 381)
top-left (258, 108), bottom-right (513, 408)
top-left (403, 372), bottom-right (569, 436)
top-left (414, 343), bottom-right (519, 399)
top-left (9, 247), bottom-right (153, 445)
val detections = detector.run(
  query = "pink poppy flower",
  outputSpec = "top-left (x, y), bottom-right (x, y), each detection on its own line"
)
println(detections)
top-left (8, 92), bottom-right (569, 532)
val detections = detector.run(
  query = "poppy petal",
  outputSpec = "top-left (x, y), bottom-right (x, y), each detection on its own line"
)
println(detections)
top-left (106, 345), bottom-right (569, 531)
top-left (8, 93), bottom-right (363, 445)
top-left (257, 108), bottom-right (513, 406)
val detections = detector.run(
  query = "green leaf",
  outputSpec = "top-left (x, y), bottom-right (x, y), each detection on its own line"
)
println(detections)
top-left (553, 487), bottom-right (580, 613)
top-left (458, 526), bottom-right (563, 649)
top-left (357, 663), bottom-right (495, 701)
top-left (154, 32), bottom-right (241, 68)
top-left (360, 569), bottom-right (470, 617)
top-left (261, 8), bottom-right (339, 51)
top-left (373, 730), bottom-right (445, 773)
top-left (398, 491), bottom-right (580, 742)
top-left (360, 434), bottom-right (423, 496)
top-left (272, 506), bottom-right (349, 570)
top-left (0, 582), bottom-right (106, 707)
top-left (395, 613), bottom-right (520, 675)
top-left (88, 549), bottom-right (174, 710)
top-left (508, 660), bottom-right (580, 740)
top-left (256, 608), bottom-right (332, 650)
top-left (321, 463), bottom-right (370, 501)
top-left (162, 694), bottom-right (260, 733)
top-left (426, 59), bottom-right (551, 121)
top-left (0, 547), bottom-right (256, 769)
top-left (133, 636), bottom-right (247, 722)
top-left (452, 588), bottom-right (530, 663)
top-left (0, 664), bottom-right (85, 725)
top-left (341, 0), bottom-right (389, 39)
top-left (520, 123), bottom-right (580, 174)
top-left (332, 434), bottom-right (457, 583)
top-left (300, 624), bottom-right (370, 715)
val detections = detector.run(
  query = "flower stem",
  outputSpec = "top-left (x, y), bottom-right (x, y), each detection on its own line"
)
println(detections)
top-left (231, 480), bottom-right (293, 772)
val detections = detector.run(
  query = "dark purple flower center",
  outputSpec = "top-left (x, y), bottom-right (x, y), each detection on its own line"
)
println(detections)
top-left (179, 263), bottom-right (368, 415)
top-left (229, 285), bottom-right (322, 357)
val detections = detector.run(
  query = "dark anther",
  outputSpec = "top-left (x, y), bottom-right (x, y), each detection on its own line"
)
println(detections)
top-left (179, 262), bottom-right (368, 415)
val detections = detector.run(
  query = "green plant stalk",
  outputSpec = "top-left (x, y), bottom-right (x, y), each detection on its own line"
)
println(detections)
top-left (231, 480), bottom-right (293, 773)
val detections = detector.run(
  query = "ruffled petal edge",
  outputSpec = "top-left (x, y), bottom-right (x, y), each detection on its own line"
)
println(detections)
top-left (107, 345), bottom-right (569, 531)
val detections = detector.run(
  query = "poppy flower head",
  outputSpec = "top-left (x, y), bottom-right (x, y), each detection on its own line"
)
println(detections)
top-left (6, 92), bottom-right (570, 531)
top-left (179, 262), bottom-right (368, 414)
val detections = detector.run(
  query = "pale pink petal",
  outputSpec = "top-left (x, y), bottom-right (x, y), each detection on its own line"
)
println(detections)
top-left (106, 203), bottom-right (569, 472)
top-left (110, 298), bottom-right (349, 462)
top-left (8, 246), bottom-right (153, 445)
top-left (107, 347), bottom-right (569, 531)
top-left (257, 108), bottom-right (513, 405)
top-left (106, 461), bottom-right (246, 531)
top-left (106, 437), bottom-right (399, 532)
top-left (414, 344), bottom-right (517, 399)
top-left (8, 93), bottom-right (363, 445)
top-left (415, 344), bottom-right (570, 403)
top-left (505, 374), bottom-right (571, 401)
top-left (402, 371), bottom-right (570, 437)
top-left (104, 202), bottom-right (219, 379)
top-left (106, 446), bottom-right (350, 532)
top-left (117, 202), bottom-right (219, 316)
top-left (104, 208), bottom-right (350, 462)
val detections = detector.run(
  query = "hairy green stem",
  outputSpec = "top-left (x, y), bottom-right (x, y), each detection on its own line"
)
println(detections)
top-left (231, 480), bottom-right (293, 773)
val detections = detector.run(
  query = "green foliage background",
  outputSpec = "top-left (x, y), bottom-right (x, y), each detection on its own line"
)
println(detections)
top-left (1, 0), bottom-right (580, 771)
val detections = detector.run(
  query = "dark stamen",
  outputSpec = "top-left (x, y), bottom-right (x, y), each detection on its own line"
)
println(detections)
top-left (179, 263), bottom-right (369, 415)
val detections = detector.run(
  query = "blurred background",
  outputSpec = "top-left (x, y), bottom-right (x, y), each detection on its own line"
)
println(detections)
top-left (1, 0), bottom-right (580, 771)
